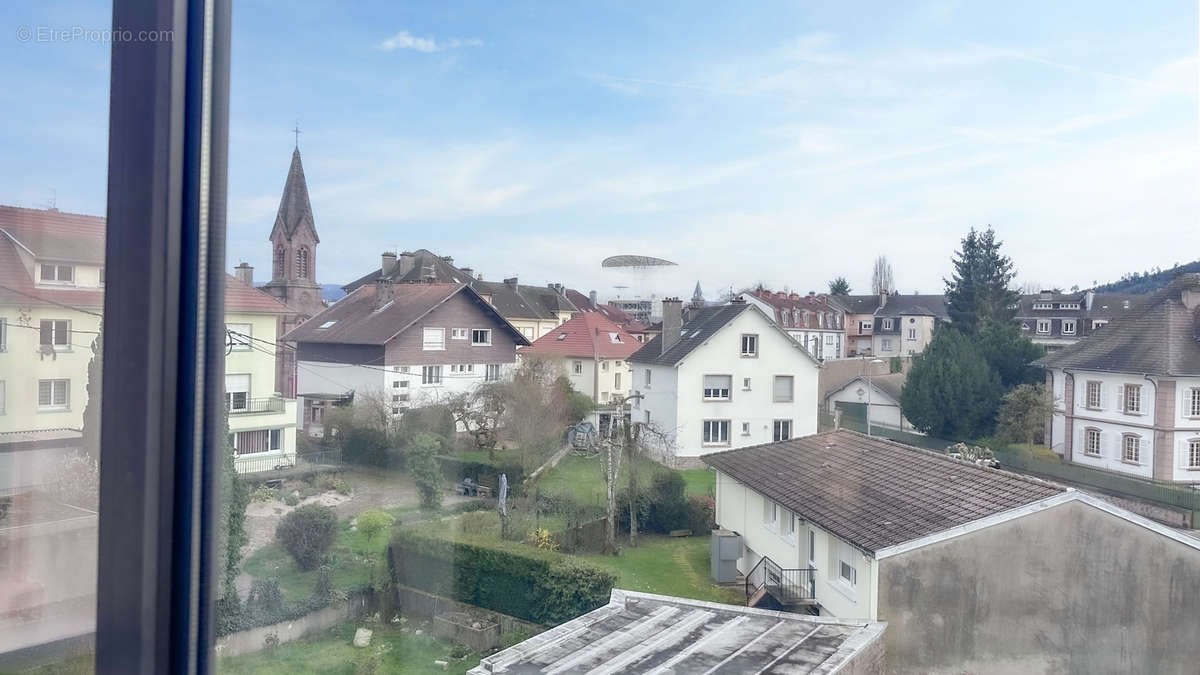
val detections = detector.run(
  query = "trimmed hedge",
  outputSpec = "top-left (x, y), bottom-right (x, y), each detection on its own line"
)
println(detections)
top-left (436, 455), bottom-right (525, 493)
top-left (389, 529), bottom-right (614, 626)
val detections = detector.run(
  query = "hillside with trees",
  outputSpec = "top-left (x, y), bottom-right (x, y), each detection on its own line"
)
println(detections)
top-left (1091, 260), bottom-right (1200, 295)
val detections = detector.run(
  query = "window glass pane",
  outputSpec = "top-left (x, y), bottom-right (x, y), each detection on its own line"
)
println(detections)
top-left (2, 3), bottom-right (110, 666)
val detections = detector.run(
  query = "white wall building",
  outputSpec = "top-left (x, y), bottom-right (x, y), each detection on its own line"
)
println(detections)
top-left (629, 298), bottom-right (820, 463)
top-left (824, 372), bottom-right (914, 432)
top-left (1040, 275), bottom-right (1200, 483)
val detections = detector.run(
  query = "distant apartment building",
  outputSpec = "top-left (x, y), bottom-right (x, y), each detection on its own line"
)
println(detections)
top-left (1016, 289), bottom-right (1143, 351)
top-left (607, 296), bottom-right (657, 325)
top-left (343, 251), bottom-right (577, 341)
top-left (285, 273), bottom-right (529, 435)
top-left (739, 288), bottom-right (845, 360)
top-left (831, 293), bottom-right (947, 358)
top-left (629, 298), bottom-right (821, 464)
top-left (1039, 274), bottom-right (1200, 483)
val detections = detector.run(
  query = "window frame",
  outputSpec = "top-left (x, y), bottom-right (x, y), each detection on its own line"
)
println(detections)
top-left (422, 327), bottom-right (446, 351)
top-left (1084, 427), bottom-right (1101, 457)
top-left (37, 378), bottom-right (71, 410)
top-left (1085, 381), bottom-right (1102, 410)
top-left (1189, 388), bottom-right (1200, 418)
top-left (0, 317), bottom-right (6, 352)
top-left (702, 373), bottom-right (732, 401)
top-left (1123, 384), bottom-right (1142, 414)
top-left (422, 364), bottom-right (444, 385)
top-left (1122, 434), bottom-right (1141, 463)
top-left (773, 419), bottom-right (792, 442)
top-left (773, 375), bottom-right (794, 403)
top-left (95, 1), bottom-right (235, 670)
top-left (471, 328), bottom-right (492, 345)
top-left (1061, 319), bottom-right (1077, 335)
top-left (485, 363), bottom-right (502, 382)
top-left (1036, 319), bottom-right (1051, 334)
top-left (40, 318), bottom-right (72, 351)
top-left (702, 419), bottom-right (731, 446)
top-left (1188, 439), bottom-right (1200, 469)
top-left (740, 333), bottom-right (758, 357)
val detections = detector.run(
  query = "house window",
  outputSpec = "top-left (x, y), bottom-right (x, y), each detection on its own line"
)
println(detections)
top-left (781, 312), bottom-right (789, 327)
top-left (773, 375), bottom-right (794, 403)
top-left (310, 403), bottom-right (325, 425)
top-left (837, 541), bottom-right (857, 587)
top-left (471, 328), bottom-right (492, 345)
top-left (644, 410), bottom-right (651, 425)
top-left (808, 530), bottom-right (816, 564)
top-left (740, 334), bottom-right (758, 357)
top-left (1084, 428), bottom-right (1101, 456)
top-left (783, 510), bottom-right (797, 539)
top-left (614, 372), bottom-right (622, 389)
top-left (451, 328), bottom-right (469, 340)
top-left (225, 323), bottom-right (252, 351)
top-left (485, 364), bottom-right (502, 382)
top-left (224, 374), bottom-right (250, 411)
top-left (1189, 388), bottom-right (1200, 417)
top-left (1086, 381), bottom-right (1102, 409)
top-left (0, 317), bottom-right (6, 351)
top-left (1062, 319), bottom-right (1077, 335)
top-left (763, 498), bottom-right (777, 527)
top-left (1059, 302), bottom-right (1080, 310)
top-left (906, 328), bottom-right (916, 340)
top-left (773, 419), bottom-right (792, 442)
top-left (645, 368), bottom-right (652, 387)
top-left (703, 375), bottom-right (732, 400)
top-left (40, 264), bottom-right (75, 284)
top-left (1188, 440), bottom-right (1200, 469)
top-left (422, 365), bottom-right (443, 385)
top-left (741, 422), bottom-right (750, 436)
top-left (825, 334), bottom-right (834, 345)
top-left (1032, 302), bottom-right (1052, 310)
top-left (702, 419), bottom-right (730, 445)
top-left (422, 327), bottom-right (445, 350)
top-left (1123, 435), bottom-right (1141, 463)
top-left (1124, 385), bottom-right (1142, 414)
top-left (742, 377), bottom-right (751, 390)
top-left (39, 319), bottom-right (71, 350)
top-left (880, 338), bottom-right (892, 351)
top-left (37, 378), bottom-right (70, 410)
top-left (881, 318), bottom-right (893, 330)
top-left (296, 247), bottom-right (310, 279)
top-left (522, 327), bottom-right (535, 340)
top-left (1036, 320), bottom-right (1051, 334)
top-left (601, 361), bottom-right (609, 372)
top-left (573, 361), bottom-right (583, 375)
top-left (450, 364), bottom-right (474, 374)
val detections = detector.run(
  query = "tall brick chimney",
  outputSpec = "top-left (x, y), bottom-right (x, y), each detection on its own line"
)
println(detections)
top-left (661, 297), bottom-right (683, 356)
top-left (234, 262), bottom-right (254, 286)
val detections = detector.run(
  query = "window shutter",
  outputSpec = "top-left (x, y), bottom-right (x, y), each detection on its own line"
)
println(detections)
top-left (1116, 385), bottom-right (1124, 412)
top-left (40, 321), bottom-right (52, 346)
top-left (773, 376), bottom-right (793, 401)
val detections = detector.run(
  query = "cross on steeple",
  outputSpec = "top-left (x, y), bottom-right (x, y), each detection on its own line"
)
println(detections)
top-left (292, 121), bottom-right (302, 149)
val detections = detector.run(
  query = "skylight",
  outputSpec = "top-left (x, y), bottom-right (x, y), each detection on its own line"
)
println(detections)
top-left (609, 332), bottom-right (622, 343)
top-left (556, 333), bottom-right (567, 340)
top-left (319, 320), bottom-right (338, 329)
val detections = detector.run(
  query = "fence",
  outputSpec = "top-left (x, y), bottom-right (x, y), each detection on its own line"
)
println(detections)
top-left (227, 397), bottom-right (286, 415)
top-left (833, 402), bottom-right (953, 452)
top-left (233, 449), bottom-right (343, 475)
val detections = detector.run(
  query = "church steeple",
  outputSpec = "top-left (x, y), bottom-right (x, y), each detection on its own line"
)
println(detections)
top-left (272, 148), bottom-right (319, 243)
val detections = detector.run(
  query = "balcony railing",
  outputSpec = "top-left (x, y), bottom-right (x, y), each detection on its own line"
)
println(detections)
top-left (746, 555), bottom-right (817, 607)
top-left (227, 396), bottom-right (286, 415)
top-left (233, 449), bottom-right (343, 475)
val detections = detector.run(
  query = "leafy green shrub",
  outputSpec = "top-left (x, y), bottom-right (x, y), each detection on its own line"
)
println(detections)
top-left (409, 433), bottom-right (444, 510)
top-left (332, 476), bottom-right (350, 495)
top-left (356, 509), bottom-right (397, 550)
top-left (246, 578), bottom-right (284, 625)
top-left (687, 495), bottom-right (716, 535)
top-left (251, 485), bottom-right (278, 503)
top-left (275, 503), bottom-right (338, 570)
top-left (341, 426), bottom-right (391, 467)
top-left (501, 626), bottom-right (534, 648)
top-left (617, 471), bottom-right (689, 534)
top-left (448, 642), bottom-right (472, 659)
top-left (283, 492), bottom-right (301, 507)
top-left (390, 529), bottom-right (615, 625)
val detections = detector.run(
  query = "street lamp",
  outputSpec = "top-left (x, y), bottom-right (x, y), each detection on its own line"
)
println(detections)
top-left (864, 357), bottom-right (884, 436)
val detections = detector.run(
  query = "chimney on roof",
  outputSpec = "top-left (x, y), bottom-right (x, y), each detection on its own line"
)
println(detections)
top-left (548, 282), bottom-right (565, 296)
top-left (381, 251), bottom-right (397, 277)
top-left (459, 266), bottom-right (473, 277)
top-left (375, 278), bottom-right (394, 310)
top-left (790, 292), bottom-right (800, 301)
top-left (1084, 290), bottom-right (1095, 311)
top-left (879, 291), bottom-right (888, 308)
top-left (589, 290), bottom-right (598, 307)
top-left (442, 256), bottom-right (453, 265)
top-left (234, 262), bottom-right (254, 286)
top-left (396, 252), bottom-right (416, 279)
top-left (504, 276), bottom-right (518, 289)
top-left (661, 297), bottom-right (683, 356)
top-left (1039, 290), bottom-right (1053, 300)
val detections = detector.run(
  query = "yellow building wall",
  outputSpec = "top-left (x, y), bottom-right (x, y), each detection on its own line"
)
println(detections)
top-left (0, 305), bottom-right (102, 434)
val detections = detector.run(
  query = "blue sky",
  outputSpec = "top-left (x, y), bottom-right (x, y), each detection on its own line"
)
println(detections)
top-left (3, 1), bottom-right (1197, 300)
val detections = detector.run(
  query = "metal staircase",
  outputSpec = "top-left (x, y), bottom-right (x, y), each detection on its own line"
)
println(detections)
top-left (744, 555), bottom-right (817, 608)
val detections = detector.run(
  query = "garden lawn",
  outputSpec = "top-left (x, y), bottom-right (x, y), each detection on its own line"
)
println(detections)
top-left (243, 507), bottom-right (417, 601)
top-left (680, 468), bottom-right (715, 498)
top-left (578, 535), bottom-right (742, 605)
top-left (532, 454), bottom-right (662, 508)
top-left (218, 622), bottom-right (479, 675)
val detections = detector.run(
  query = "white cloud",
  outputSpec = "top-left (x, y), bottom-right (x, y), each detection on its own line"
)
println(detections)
top-left (377, 30), bottom-right (482, 53)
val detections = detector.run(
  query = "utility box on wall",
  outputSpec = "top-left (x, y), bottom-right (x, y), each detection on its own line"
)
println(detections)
top-left (711, 529), bottom-right (742, 583)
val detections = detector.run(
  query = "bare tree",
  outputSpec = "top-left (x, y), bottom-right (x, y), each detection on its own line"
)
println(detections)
top-left (445, 383), bottom-right (507, 460)
top-left (870, 255), bottom-right (894, 295)
top-left (503, 358), bottom-right (572, 469)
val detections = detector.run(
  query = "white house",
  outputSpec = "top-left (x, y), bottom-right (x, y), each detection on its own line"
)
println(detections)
top-left (739, 288), bottom-right (846, 360)
top-left (824, 372), bottom-right (915, 432)
top-left (705, 429), bottom-right (1200, 674)
top-left (1039, 274), bottom-right (1200, 483)
top-left (628, 298), bottom-right (821, 464)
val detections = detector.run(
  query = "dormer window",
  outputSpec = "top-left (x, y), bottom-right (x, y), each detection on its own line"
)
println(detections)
top-left (1032, 302), bottom-right (1053, 310)
top-left (40, 264), bottom-right (75, 285)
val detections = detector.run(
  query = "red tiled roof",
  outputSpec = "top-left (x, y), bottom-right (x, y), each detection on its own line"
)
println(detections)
top-left (520, 312), bottom-right (641, 359)
top-left (225, 275), bottom-right (291, 314)
top-left (0, 204), bottom-right (290, 316)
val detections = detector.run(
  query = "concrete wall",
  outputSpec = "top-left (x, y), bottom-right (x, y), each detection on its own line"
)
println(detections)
top-left (214, 594), bottom-right (370, 658)
top-left (876, 499), bottom-right (1200, 674)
